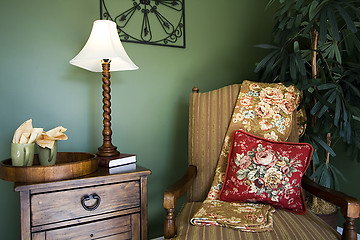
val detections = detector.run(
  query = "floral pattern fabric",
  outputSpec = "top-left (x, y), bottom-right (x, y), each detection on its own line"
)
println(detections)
top-left (297, 107), bottom-right (307, 138)
top-left (233, 81), bottom-right (301, 141)
top-left (190, 200), bottom-right (275, 231)
top-left (208, 80), bottom-right (301, 201)
top-left (190, 81), bottom-right (302, 231)
top-left (219, 130), bottom-right (313, 214)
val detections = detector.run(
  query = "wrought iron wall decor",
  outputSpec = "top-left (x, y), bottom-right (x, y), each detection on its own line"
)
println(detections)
top-left (100, 0), bottom-right (185, 48)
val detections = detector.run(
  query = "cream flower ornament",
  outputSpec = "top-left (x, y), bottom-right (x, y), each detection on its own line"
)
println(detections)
top-left (36, 126), bottom-right (68, 149)
top-left (12, 119), bottom-right (43, 144)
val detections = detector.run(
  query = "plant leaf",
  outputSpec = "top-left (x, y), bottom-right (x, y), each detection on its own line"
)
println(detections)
top-left (311, 135), bottom-right (336, 157)
top-left (334, 4), bottom-right (357, 33)
top-left (310, 162), bottom-right (325, 180)
top-left (295, 53), bottom-right (307, 76)
top-left (289, 55), bottom-right (297, 80)
top-left (311, 88), bottom-right (336, 115)
top-left (346, 120), bottom-right (351, 143)
top-left (327, 7), bottom-right (340, 41)
top-left (294, 41), bottom-right (300, 52)
top-left (264, 50), bottom-right (281, 78)
top-left (346, 30), bottom-right (360, 52)
top-left (353, 115), bottom-right (360, 122)
top-left (317, 83), bottom-right (336, 90)
top-left (342, 100), bottom-right (349, 123)
top-left (295, 14), bottom-right (303, 27)
top-left (279, 57), bottom-right (288, 82)
top-left (254, 50), bottom-right (278, 73)
top-left (319, 10), bottom-right (328, 44)
top-left (310, 101), bottom-right (323, 116)
top-left (317, 90), bottom-right (337, 117)
top-left (286, 17), bottom-right (295, 30)
top-left (348, 105), bottom-right (360, 118)
top-left (295, 0), bottom-right (304, 10)
top-left (279, 16), bottom-right (289, 30)
top-left (254, 44), bottom-right (279, 50)
top-left (265, 0), bottom-right (276, 9)
top-left (328, 164), bottom-right (340, 190)
top-left (312, 149), bottom-right (320, 166)
top-left (333, 43), bottom-right (342, 64)
top-left (342, 80), bottom-right (360, 97)
top-left (319, 164), bottom-right (331, 188)
top-left (334, 95), bottom-right (341, 127)
top-left (309, 0), bottom-right (320, 21)
top-left (329, 163), bottom-right (349, 183)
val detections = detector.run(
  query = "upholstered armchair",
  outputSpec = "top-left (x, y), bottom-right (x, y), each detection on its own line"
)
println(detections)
top-left (163, 84), bottom-right (360, 240)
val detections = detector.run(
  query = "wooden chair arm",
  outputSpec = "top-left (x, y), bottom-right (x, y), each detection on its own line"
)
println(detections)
top-left (163, 165), bottom-right (197, 239)
top-left (164, 165), bottom-right (197, 209)
top-left (302, 175), bottom-right (360, 240)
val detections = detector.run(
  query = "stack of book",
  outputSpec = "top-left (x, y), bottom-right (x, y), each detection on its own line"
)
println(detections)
top-left (98, 153), bottom-right (137, 174)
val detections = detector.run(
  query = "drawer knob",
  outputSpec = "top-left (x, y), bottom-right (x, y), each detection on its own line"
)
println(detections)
top-left (81, 193), bottom-right (101, 211)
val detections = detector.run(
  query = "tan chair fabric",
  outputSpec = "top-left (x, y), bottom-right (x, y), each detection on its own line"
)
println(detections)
top-left (171, 202), bottom-right (340, 240)
top-left (188, 84), bottom-right (241, 202)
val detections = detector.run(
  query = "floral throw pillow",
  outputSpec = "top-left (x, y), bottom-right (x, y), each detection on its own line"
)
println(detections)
top-left (219, 130), bottom-right (313, 214)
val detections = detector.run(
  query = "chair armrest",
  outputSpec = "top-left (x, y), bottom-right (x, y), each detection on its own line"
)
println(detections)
top-left (302, 175), bottom-right (360, 218)
top-left (163, 165), bottom-right (197, 239)
top-left (302, 175), bottom-right (360, 240)
top-left (164, 165), bottom-right (197, 209)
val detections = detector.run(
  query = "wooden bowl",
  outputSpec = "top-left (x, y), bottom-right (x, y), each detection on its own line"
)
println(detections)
top-left (0, 152), bottom-right (98, 183)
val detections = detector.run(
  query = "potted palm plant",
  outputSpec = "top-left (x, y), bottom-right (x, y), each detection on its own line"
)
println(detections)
top-left (254, 0), bottom-right (360, 226)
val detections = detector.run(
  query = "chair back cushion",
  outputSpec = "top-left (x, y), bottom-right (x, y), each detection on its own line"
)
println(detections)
top-left (188, 84), bottom-right (241, 202)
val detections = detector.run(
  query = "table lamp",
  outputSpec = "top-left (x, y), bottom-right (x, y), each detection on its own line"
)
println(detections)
top-left (70, 20), bottom-right (138, 157)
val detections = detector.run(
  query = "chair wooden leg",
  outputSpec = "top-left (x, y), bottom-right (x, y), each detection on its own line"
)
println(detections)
top-left (164, 208), bottom-right (176, 239)
top-left (342, 217), bottom-right (357, 240)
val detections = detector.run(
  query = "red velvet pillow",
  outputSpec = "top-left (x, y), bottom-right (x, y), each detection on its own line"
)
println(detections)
top-left (219, 130), bottom-right (313, 214)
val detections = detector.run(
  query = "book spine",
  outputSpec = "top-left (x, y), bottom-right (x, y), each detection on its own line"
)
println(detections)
top-left (97, 155), bottom-right (136, 168)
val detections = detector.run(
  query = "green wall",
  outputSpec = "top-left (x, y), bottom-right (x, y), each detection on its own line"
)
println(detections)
top-left (0, 0), bottom-right (300, 239)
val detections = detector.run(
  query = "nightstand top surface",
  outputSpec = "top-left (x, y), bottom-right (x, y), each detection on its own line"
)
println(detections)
top-left (14, 164), bottom-right (151, 192)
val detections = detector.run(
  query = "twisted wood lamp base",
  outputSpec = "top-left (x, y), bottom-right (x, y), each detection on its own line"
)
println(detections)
top-left (97, 59), bottom-right (120, 157)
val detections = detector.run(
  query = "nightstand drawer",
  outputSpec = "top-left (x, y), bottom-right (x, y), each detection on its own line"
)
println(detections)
top-left (33, 214), bottom-right (137, 240)
top-left (31, 181), bottom-right (140, 226)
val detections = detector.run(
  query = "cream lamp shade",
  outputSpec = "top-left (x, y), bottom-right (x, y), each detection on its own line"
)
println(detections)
top-left (69, 19), bottom-right (138, 72)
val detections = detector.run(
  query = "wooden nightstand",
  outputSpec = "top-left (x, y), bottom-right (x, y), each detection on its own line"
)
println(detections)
top-left (14, 165), bottom-right (151, 240)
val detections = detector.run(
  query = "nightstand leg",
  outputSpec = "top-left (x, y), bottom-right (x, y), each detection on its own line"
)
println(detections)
top-left (140, 176), bottom-right (148, 240)
top-left (19, 191), bottom-right (31, 240)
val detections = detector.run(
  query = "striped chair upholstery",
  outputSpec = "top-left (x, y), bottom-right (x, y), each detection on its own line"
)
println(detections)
top-left (173, 202), bottom-right (339, 240)
top-left (188, 84), bottom-right (241, 202)
top-left (172, 84), bottom-right (340, 239)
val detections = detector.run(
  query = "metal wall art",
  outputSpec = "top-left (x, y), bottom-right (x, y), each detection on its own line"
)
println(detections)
top-left (100, 0), bottom-right (185, 48)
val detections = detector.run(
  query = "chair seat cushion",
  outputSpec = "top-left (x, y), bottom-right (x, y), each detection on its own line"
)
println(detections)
top-left (170, 202), bottom-right (340, 240)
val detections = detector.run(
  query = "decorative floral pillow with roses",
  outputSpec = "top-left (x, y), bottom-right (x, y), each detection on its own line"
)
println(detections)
top-left (219, 130), bottom-right (313, 214)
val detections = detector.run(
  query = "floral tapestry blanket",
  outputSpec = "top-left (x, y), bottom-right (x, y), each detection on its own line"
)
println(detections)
top-left (190, 80), bottom-right (301, 232)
